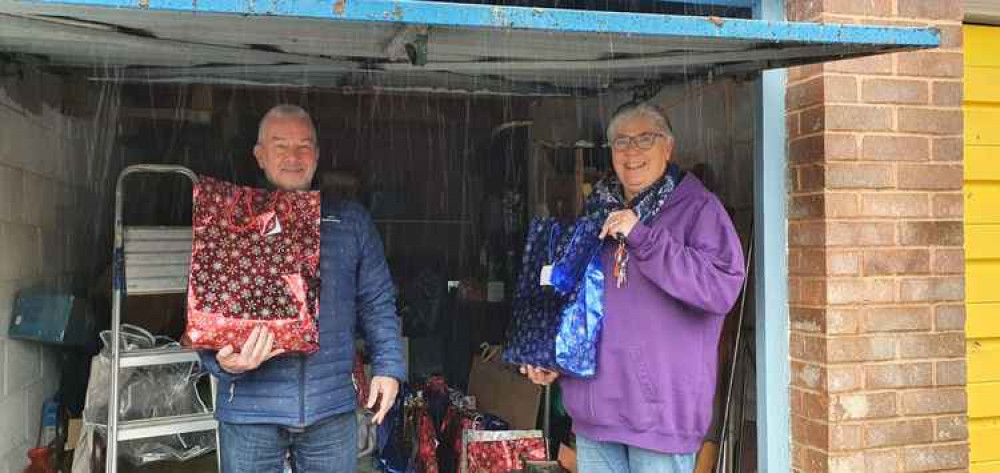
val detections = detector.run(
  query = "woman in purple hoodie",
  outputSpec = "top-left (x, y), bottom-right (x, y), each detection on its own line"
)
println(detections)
top-left (523, 102), bottom-right (746, 473)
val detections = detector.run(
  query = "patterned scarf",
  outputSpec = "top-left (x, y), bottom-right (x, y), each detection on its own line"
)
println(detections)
top-left (583, 163), bottom-right (681, 286)
top-left (584, 163), bottom-right (680, 226)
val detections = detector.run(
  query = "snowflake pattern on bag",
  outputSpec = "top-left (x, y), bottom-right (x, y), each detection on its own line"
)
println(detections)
top-left (548, 216), bottom-right (602, 296)
top-left (504, 217), bottom-right (605, 377)
top-left (185, 176), bottom-right (321, 354)
top-left (502, 218), bottom-right (569, 370)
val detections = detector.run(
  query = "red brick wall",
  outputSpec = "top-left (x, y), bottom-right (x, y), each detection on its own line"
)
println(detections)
top-left (785, 1), bottom-right (967, 471)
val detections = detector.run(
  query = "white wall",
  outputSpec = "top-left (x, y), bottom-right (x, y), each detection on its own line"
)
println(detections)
top-left (0, 67), bottom-right (105, 472)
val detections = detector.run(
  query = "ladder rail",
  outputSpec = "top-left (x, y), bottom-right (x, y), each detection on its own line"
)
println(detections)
top-left (108, 165), bottom-right (198, 473)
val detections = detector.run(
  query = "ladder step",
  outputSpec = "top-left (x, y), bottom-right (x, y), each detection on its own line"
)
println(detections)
top-left (126, 277), bottom-right (189, 295)
top-left (118, 413), bottom-right (217, 441)
top-left (127, 253), bottom-right (191, 266)
top-left (125, 227), bottom-right (193, 241)
top-left (120, 347), bottom-right (200, 368)
top-left (124, 226), bottom-right (192, 295)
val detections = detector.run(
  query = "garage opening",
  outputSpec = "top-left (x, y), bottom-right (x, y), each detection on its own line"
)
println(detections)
top-left (0, 1), bottom-right (937, 472)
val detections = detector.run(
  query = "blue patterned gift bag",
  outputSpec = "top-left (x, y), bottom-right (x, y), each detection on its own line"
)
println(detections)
top-left (503, 218), bottom-right (568, 370)
top-left (547, 216), bottom-right (604, 378)
top-left (549, 217), bottom-right (602, 296)
top-left (505, 216), bottom-right (606, 378)
top-left (554, 254), bottom-right (604, 378)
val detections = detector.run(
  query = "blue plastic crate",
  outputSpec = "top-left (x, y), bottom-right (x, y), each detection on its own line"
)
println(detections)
top-left (7, 289), bottom-right (93, 347)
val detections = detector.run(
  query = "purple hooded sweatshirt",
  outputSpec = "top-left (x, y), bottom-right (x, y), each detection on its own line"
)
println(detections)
top-left (559, 173), bottom-right (746, 454)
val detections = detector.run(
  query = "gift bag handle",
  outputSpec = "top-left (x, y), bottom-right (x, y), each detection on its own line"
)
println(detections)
top-left (546, 223), bottom-right (561, 264)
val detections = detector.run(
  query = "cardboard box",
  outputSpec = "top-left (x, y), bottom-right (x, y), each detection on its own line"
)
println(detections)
top-left (467, 357), bottom-right (541, 430)
top-left (65, 418), bottom-right (82, 451)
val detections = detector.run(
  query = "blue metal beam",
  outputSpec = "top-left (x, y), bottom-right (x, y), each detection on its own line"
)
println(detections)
top-left (13, 0), bottom-right (938, 47)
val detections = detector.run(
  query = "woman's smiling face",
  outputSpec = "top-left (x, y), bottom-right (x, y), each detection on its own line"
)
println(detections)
top-left (610, 114), bottom-right (674, 201)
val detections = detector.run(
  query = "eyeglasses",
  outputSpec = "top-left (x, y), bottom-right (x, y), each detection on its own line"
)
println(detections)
top-left (610, 132), bottom-right (666, 151)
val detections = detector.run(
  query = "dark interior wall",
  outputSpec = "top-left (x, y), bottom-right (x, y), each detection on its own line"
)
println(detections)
top-left (426, 0), bottom-right (753, 17)
top-left (112, 84), bottom-right (534, 280)
top-left (96, 76), bottom-right (756, 292)
top-left (528, 77), bottom-right (756, 235)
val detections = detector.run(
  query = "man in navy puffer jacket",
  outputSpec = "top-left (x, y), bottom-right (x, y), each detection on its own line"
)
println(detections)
top-left (197, 104), bottom-right (405, 473)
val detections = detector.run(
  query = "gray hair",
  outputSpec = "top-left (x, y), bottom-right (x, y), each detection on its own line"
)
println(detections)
top-left (606, 102), bottom-right (674, 141)
top-left (257, 104), bottom-right (317, 143)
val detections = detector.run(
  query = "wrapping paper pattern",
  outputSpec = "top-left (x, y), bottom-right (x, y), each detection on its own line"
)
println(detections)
top-left (184, 176), bottom-right (321, 354)
top-left (415, 408), bottom-right (440, 473)
top-left (462, 430), bottom-right (546, 473)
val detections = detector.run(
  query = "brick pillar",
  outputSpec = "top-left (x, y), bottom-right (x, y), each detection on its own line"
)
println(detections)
top-left (785, 1), bottom-right (967, 472)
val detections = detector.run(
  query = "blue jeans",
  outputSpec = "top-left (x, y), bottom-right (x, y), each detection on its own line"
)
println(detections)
top-left (576, 434), bottom-right (696, 473)
top-left (218, 411), bottom-right (358, 473)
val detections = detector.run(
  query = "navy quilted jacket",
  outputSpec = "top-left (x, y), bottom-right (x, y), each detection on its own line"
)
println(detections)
top-left (199, 198), bottom-right (405, 427)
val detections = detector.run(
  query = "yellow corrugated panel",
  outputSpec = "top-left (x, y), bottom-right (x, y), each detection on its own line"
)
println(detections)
top-left (967, 182), bottom-right (1000, 225)
top-left (969, 304), bottom-right (1000, 339)
top-left (969, 338), bottom-right (1000, 384)
top-left (971, 419), bottom-right (1000, 463)
top-left (972, 461), bottom-right (1000, 473)
top-left (966, 107), bottom-right (1000, 146)
top-left (968, 261), bottom-right (1000, 304)
top-left (966, 23), bottom-right (1000, 472)
top-left (970, 382), bottom-right (1000, 418)
top-left (967, 147), bottom-right (1000, 181)
top-left (968, 67), bottom-right (1000, 104)
top-left (967, 226), bottom-right (1000, 260)
top-left (966, 25), bottom-right (1000, 67)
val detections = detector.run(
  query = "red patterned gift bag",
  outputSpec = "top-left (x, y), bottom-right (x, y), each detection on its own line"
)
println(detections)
top-left (462, 430), bottom-right (547, 473)
top-left (184, 176), bottom-right (321, 354)
top-left (353, 347), bottom-right (369, 407)
top-left (413, 406), bottom-right (440, 473)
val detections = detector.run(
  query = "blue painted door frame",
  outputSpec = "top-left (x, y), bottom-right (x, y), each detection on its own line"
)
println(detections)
top-left (754, 0), bottom-right (792, 471)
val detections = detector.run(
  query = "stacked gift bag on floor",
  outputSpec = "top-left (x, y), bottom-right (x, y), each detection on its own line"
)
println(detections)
top-left (373, 375), bottom-right (549, 473)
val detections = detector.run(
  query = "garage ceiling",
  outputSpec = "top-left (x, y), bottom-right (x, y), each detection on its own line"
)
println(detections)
top-left (0, 0), bottom-right (940, 95)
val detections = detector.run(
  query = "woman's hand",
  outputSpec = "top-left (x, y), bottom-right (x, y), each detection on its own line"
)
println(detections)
top-left (599, 209), bottom-right (639, 240)
top-left (520, 365), bottom-right (560, 385)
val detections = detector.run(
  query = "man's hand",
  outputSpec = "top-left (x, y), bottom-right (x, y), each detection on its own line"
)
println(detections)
top-left (520, 365), bottom-right (560, 386)
top-left (217, 326), bottom-right (285, 374)
top-left (366, 376), bottom-right (399, 425)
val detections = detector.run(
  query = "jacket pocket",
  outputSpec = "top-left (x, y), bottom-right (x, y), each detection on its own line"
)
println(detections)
top-left (559, 378), bottom-right (594, 425)
top-left (582, 347), bottom-right (661, 432)
top-left (627, 348), bottom-right (660, 403)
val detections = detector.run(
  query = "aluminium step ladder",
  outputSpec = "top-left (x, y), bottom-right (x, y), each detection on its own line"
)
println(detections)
top-left (107, 164), bottom-right (218, 473)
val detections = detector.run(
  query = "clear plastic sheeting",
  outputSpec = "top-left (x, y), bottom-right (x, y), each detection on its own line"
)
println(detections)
top-left (80, 325), bottom-right (215, 466)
